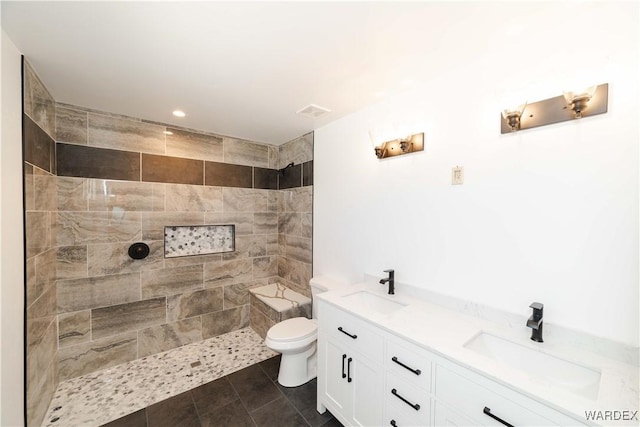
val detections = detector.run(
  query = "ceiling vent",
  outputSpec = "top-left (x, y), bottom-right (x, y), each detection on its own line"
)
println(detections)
top-left (296, 104), bottom-right (331, 119)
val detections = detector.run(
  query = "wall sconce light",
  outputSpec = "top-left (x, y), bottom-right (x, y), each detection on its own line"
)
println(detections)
top-left (563, 86), bottom-right (597, 118)
top-left (500, 83), bottom-right (608, 134)
top-left (501, 102), bottom-right (527, 131)
top-left (370, 132), bottom-right (424, 159)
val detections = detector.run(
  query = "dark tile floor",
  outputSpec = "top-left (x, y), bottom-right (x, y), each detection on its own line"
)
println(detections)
top-left (102, 355), bottom-right (342, 427)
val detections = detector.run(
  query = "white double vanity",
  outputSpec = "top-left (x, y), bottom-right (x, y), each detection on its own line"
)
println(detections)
top-left (315, 276), bottom-right (639, 426)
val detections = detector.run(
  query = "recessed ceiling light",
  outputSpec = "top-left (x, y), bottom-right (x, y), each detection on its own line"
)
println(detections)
top-left (172, 110), bottom-right (186, 118)
top-left (163, 131), bottom-right (173, 135)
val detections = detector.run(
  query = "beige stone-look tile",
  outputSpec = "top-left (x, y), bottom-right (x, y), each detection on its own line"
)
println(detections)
top-left (278, 234), bottom-right (286, 257)
top-left (142, 264), bottom-right (204, 298)
top-left (26, 211), bottom-right (50, 258)
top-left (57, 272), bottom-right (141, 313)
top-left (268, 145), bottom-right (278, 169)
top-left (249, 307), bottom-right (273, 340)
top-left (222, 188), bottom-right (256, 212)
top-left (88, 179), bottom-right (158, 212)
top-left (57, 176), bottom-right (88, 211)
top-left (92, 297), bottom-right (167, 339)
top-left (58, 310), bottom-right (91, 348)
top-left (26, 257), bottom-right (37, 307)
top-left (254, 212), bottom-right (278, 234)
top-left (57, 331), bottom-right (138, 381)
top-left (56, 245), bottom-right (88, 280)
top-left (222, 234), bottom-right (267, 260)
top-left (301, 213), bottom-right (313, 238)
top-left (278, 133), bottom-right (313, 169)
top-left (223, 138), bottom-right (269, 168)
top-left (267, 234), bottom-right (278, 255)
top-left (141, 211), bottom-right (204, 240)
top-left (280, 277), bottom-right (311, 299)
top-left (25, 163), bottom-right (35, 211)
top-left (255, 190), bottom-right (268, 213)
top-left (167, 288), bottom-right (223, 322)
top-left (279, 212), bottom-right (301, 236)
top-left (164, 253), bottom-right (222, 269)
top-left (278, 257), bottom-right (312, 290)
top-left (166, 128), bottom-right (223, 162)
top-left (285, 235), bottom-right (312, 264)
top-left (165, 184), bottom-right (222, 212)
top-left (284, 186), bottom-right (313, 213)
top-left (223, 280), bottom-right (267, 309)
top-left (204, 212), bottom-right (253, 235)
top-left (204, 258), bottom-right (253, 288)
top-left (138, 317), bottom-right (203, 358)
top-left (34, 173), bottom-right (56, 212)
top-left (280, 303), bottom-right (312, 321)
top-left (151, 183), bottom-right (166, 211)
top-left (56, 211), bottom-right (141, 246)
top-left (267, 190), bottom-right (278, 212)
top-left (87, 240), bottom-right (164, 276)
top-left (277, 191), bottom-right (286, 213)
top-left (250, 294), bottom-right (280, 323)
top-left (88, 113), bottom-right (166, 154)
top-left (56, 105), bottom-right (88, 144)
top-left (27, 283), bottom-right (57, 323)
top-left (253, 256), bottom-right (278, 279)
top-left (35, 247), bottom-right (56, 290)
top-left (202, 305), bottom-right (249, 339)
top-left (24, 61), bottom-right (56, 138)
top-left (27, 349), bottom-right (56, 427)
top-left (26, 317), bottom-right (57, 426)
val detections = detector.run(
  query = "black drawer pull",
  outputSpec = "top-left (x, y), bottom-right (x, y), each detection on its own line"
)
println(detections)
top-left (338, 327), bottom-right (357, 339)
top-left (391, 388), bottom-right (420, 411)
top-left (390, 420), bottom-right (398, 427)
top-left (391, 356), bottom-right (422, 375)
top-left (341, 354), bottom-right (347, 379)
top-left (483, 407), bottom-right (514, 427)
top-left (347, 357), bottom-right (353, 382)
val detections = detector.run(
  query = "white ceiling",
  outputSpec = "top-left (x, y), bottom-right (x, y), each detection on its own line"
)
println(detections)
top-left (3, 1), bottom-right (525, 145)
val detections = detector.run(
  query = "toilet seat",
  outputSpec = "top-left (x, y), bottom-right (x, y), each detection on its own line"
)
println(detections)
top-left (267, 317), bottom-right (317, 342)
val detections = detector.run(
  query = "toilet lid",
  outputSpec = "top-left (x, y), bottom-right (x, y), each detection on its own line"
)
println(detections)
top-left (268, 317), bottom-right (317, 342)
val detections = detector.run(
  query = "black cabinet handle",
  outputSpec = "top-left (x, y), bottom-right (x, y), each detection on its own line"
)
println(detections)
top-left (483, 407), bottom-right (514, 427)
top-left (347, 357), bottom-right (353, 382)
top-left (391, 388), bottom-right (420, 411)
top-left (391, 356), bottom-right (422, 376)
top-left (341, 354), bottom-right (346, 379)
top-left (338, 327), bottom-right (357, 339)
top-left (390, 420), bottom-right (398, 427)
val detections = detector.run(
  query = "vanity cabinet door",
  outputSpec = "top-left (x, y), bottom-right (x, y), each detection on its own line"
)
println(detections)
top-left (322, 337), bottom-right (350, 415)
top-left (351, 353), bottom-right (383, 427)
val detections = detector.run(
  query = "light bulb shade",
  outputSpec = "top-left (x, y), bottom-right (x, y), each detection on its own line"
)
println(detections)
top-left (501, 102), bottom-right (527, 120)
top-left (563, 86), bottom-right (597, 104)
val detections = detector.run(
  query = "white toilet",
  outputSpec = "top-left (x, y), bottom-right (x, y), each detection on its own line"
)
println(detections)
top-left (265, 277), bottom-right (341, 387)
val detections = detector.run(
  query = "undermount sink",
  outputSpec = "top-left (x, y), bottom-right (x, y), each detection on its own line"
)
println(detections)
top-left (341, 291), bottom-right (407, 315)
top-left (464, 332), bottom-right (601, 400)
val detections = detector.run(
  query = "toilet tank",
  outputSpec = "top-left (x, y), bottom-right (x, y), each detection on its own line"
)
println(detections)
top-left (309, 277), bottom-right (343, 319)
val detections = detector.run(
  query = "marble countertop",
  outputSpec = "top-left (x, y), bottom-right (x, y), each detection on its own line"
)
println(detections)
top-left (316, 277), bottom-right (639, 426)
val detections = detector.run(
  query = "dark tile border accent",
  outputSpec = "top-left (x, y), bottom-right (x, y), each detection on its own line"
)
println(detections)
top-left (205, 161), bottom-right (252, 188)
top-left (278, 163), bottom-right (302, 190)
top-left (302, 161), bottom-right (313, 187)
top-left (254, 167), bottom-right (278, 190)
top-left (142, 154), bottom-right (203, 185)
top-left (57, 143), bottom-right (140, 181)
top-left (24, 114), bottom-right (55, 173)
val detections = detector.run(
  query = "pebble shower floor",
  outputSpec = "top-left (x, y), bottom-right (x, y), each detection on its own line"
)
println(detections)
top-left (42, 328), bottom-right (276, 426)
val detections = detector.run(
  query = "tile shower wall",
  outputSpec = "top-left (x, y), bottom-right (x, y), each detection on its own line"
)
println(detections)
top-left (23, 60), bottom-right (59, 427)
top-left (277, 134), bottom-right (314, 298)
top-left (54, 103), bottom-right (284, 381)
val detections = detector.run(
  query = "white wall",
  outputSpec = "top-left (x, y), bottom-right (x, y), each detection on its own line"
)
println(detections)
top-left (314, 1), bottom-right (639, 346)
top-left (0, 29), bottom-right (25, 426)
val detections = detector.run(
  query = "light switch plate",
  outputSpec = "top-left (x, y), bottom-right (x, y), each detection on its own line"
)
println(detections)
top-left (452, 166), bottom-right (464, 185)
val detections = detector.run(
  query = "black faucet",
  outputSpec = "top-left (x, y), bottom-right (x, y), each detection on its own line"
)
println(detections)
top-left (526, 302), bottom-right (544, 343)
top-left (379, 269), bottom-right (395, 295)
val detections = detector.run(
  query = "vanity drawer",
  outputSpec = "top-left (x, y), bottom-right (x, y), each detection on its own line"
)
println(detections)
top-left (319, 301), bottom-right (383, 363)
top-left (385, 337), bottom-right (432, 391)
top-left (435, 364), bottom-right (582, 426)
top-left (385, 372), bottom-right (430, 426)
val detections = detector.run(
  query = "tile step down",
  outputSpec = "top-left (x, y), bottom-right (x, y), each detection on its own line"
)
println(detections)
top-left (42, 327), bottom-right (276, 427)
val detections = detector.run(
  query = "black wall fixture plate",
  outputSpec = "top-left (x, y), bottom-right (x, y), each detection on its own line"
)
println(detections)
top-left (128, 242), bottom-right (150, 260)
